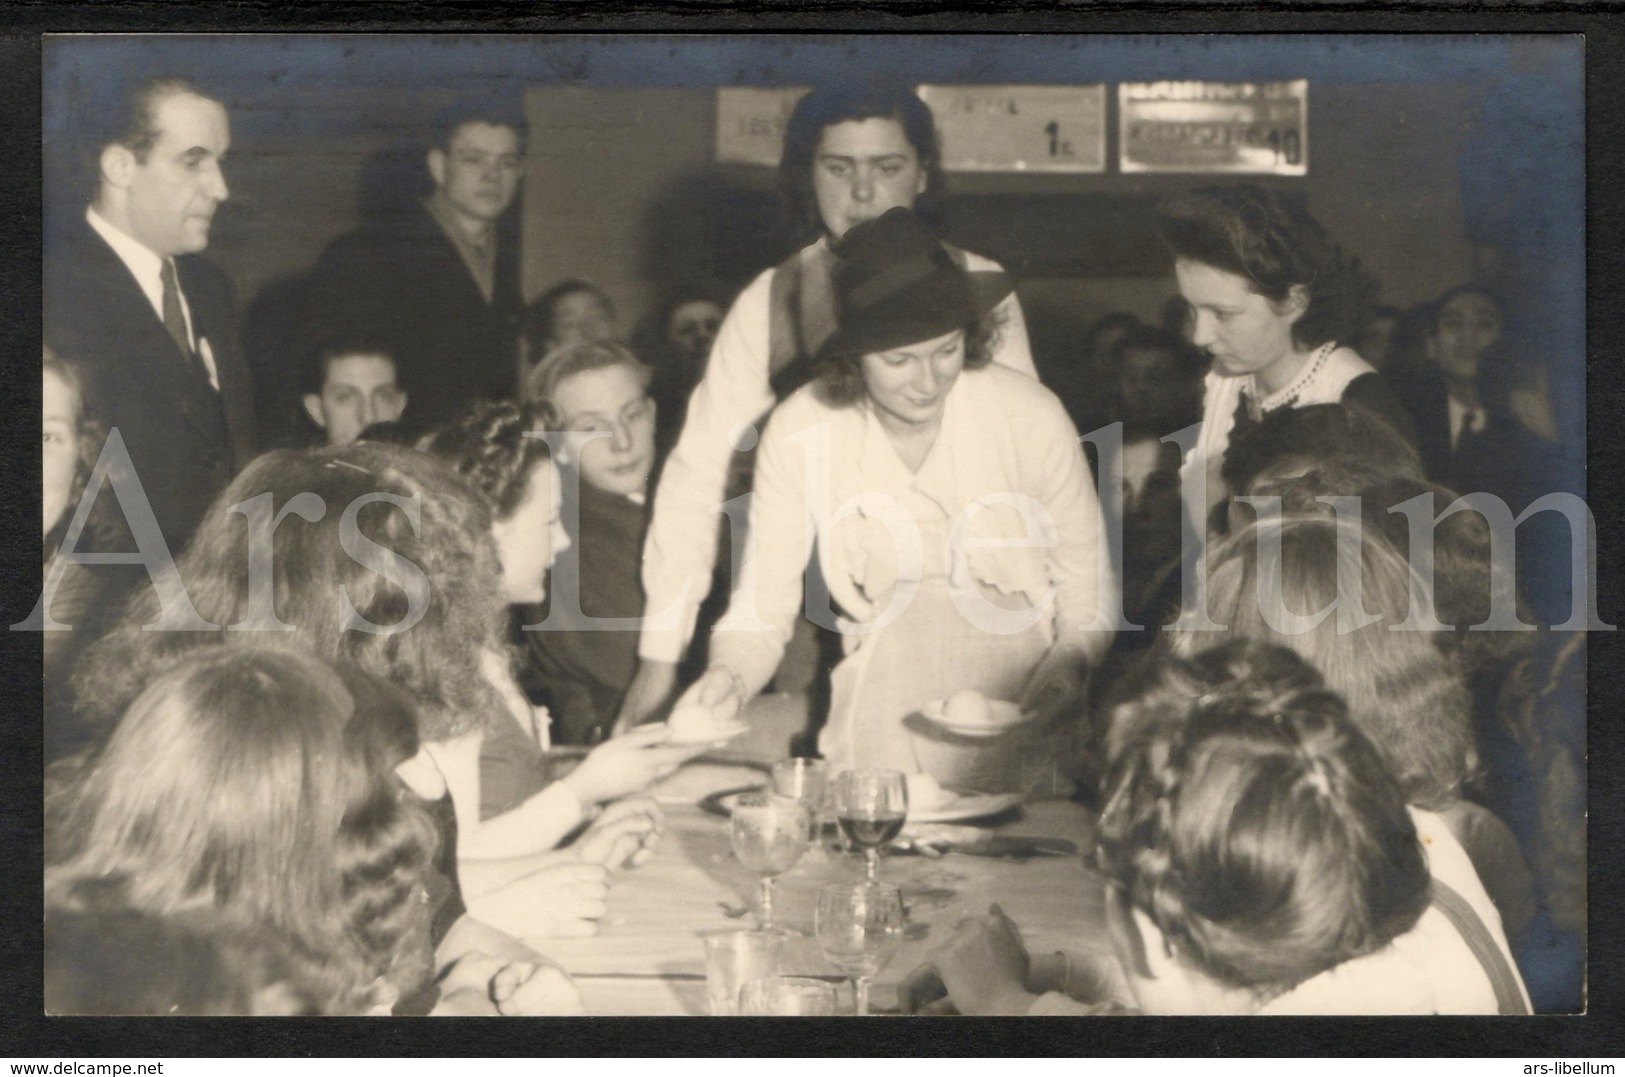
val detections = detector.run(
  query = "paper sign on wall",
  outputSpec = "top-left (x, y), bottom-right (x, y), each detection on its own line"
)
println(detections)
top-left (919, 84), bottom-right (1107, 173)
top-left (1119, 80), bottom-right (1308, 175)
top-left (715, 86), bottom-right (810, 167)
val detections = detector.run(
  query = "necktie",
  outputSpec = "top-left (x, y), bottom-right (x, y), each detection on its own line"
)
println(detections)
top-left (160, 260), bottom-right (208, 382)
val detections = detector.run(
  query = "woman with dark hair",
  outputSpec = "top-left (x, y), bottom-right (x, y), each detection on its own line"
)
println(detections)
top-left (1157, 185), bottom-right (1413, 529)
top-left (1216, 400), bottom-right (1424, 536)
top-left (669, 208), bottom-right (1113, 788)
top-left (622, 79), bottom-right (1038, 728)
top-left (900, 641), bottom-right (1526, 1015)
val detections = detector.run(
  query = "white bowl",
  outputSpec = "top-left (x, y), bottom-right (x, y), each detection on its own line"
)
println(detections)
top-left (919, 692), bottom-right (1031, 738)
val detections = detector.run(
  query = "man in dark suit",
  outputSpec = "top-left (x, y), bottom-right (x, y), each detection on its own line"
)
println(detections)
top-left (303, 98), bottom-right (526, 436)
top-left (45, 75), bottom-right (256, 555)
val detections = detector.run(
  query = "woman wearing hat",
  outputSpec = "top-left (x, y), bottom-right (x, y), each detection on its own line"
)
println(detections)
top-left (672, 208), bottom-right (1114, 784)
top-left (620, 81), bottom-right (1038, 731)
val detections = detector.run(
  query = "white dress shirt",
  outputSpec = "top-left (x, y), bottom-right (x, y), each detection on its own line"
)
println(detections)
top-left (85, 206), bottom-right (219, 389)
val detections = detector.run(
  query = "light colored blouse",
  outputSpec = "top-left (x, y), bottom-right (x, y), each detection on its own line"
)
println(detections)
top-left (710, 363), bottom-right (1116, 698)
top-left (637, 242), bottom-right (1035, 666)
top-left (1181, 345), bottom-right (1378, 527)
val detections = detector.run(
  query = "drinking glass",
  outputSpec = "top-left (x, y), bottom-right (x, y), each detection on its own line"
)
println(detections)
top-left (730, 792), bottom-right (811, 931)
top-left (833, 768), bottom-right (908, 881)
top-left (702, 930), bottom-right (783, 1016)
top-left (770, 757), bottom-right (829, 838)
top-left (737, 976), bottom-right (838, 1016)
top-left (814, 881), bottom-right (906, 1017)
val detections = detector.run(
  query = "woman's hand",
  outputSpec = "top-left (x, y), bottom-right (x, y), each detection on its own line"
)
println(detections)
top-left (433, 952), bottom-right (584, 1016)
top-left (1019, 645), bottom-right (1090, 726)
top-left (899, 904), bottom-right (1037, 1016)
top-left (489, 961), bottom-right (585, 1016)
top-left (573, 796), bottom-right (666, 869)
top-left (464, 861), bottom-right (611, 939)
top-left (613, 659), bottom-right (680, 734)
top-left (559, 723), bottom-right (699, 806)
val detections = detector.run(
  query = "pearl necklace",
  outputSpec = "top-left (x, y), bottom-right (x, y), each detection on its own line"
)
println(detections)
top-left (1254, 340), bottom-right (1337, 414)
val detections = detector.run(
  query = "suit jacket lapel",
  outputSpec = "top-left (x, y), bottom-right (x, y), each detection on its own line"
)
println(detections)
top-left (70, 226), bottom-right (227, 444)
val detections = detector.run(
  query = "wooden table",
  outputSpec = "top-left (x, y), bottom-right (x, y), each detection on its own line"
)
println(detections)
top-left (533, 710), bottom-right (1112, 1016)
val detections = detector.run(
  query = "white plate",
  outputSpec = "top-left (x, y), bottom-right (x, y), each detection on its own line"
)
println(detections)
top-left (665, 720), bottom-right (751, 746)
top-left (918, 697), bottom-right (1032, 738)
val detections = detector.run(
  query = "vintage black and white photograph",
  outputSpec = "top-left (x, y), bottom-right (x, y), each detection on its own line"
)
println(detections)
top-left (32, 32), bottom-right (1590, 1025)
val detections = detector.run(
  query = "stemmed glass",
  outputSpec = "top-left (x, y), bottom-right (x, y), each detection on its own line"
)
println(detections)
top-left (833, 768), bottom-right (909, 882)
top-left (730, 792), bottom-right (811, 931)
top-left (814, 881), bottom-right (907, 1016)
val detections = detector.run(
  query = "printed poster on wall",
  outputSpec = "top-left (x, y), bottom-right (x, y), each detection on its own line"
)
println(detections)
top-left (1119, 80), bottom-right (1309, 175)
top-left (919, 84), bottom-right (1107, 173)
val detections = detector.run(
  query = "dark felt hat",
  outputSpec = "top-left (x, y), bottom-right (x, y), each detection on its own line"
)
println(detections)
top-left (818, 207), bottom-right (1013, 360)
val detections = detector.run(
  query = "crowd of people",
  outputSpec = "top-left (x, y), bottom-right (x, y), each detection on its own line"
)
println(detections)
top-left (38, 72), bottom-right (1585, 1016)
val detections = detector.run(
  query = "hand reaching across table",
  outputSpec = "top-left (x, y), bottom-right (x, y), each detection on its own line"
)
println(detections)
top-left (558, 723), bottom-right (705, 806)
top-left (464, 860), bottom-right (612, 939)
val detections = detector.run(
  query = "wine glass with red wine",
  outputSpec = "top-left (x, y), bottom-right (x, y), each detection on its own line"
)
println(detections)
top-left (833, 768), bottom-right (909, 882)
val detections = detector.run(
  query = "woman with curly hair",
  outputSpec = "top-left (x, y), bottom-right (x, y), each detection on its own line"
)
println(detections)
top-left (49, 648), bottom-right (581, 1015)
top-left (421, 398), bottom-right (694, 826)
top-left (72, 441), bottom-right (679, 940)
top-left (1157, 185), bottom-right (1415, 529)
top-left (670, 207), bottom-right (1114, 787)
top-left (47, 649), bottom-right (440, 1014)
top-left (900, 641), bottom-right (1528, 1014)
